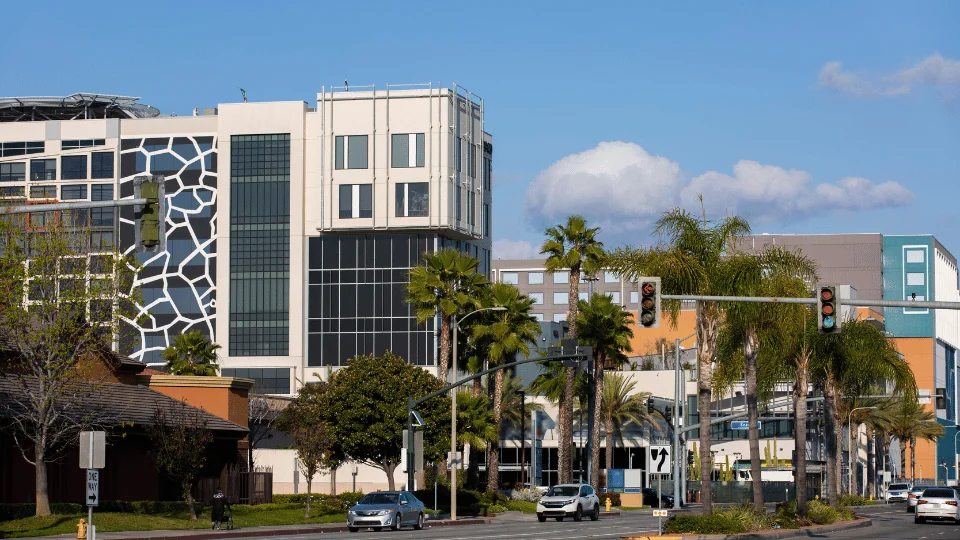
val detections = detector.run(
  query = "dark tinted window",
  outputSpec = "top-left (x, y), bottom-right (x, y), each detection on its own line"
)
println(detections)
top-left (61, 155), bottom-right (87, 179)
top-left (922, 488), bottom-right (955, 498)
top-left (91, 152), bottom-right (114, 179)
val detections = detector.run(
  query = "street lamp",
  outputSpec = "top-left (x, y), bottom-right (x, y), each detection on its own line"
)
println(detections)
top-left (450, 306), bottom-right (505, 521)
top-left (954, 427), bottom-right (960, 486)
top-left (673, 333), bottom-right (695, 507)
top-left (848, 406), bottom-right (876, 496)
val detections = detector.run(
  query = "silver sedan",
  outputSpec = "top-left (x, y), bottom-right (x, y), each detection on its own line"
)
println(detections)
top-left (347, 491), bottom-right (426, 532)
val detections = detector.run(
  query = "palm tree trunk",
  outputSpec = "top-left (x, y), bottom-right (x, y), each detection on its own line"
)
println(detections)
top-left (439, 315), bottom-right (451, 383)
top-left (696, 302), bottom-right (718, 515)
top-left (866, 429), bottom-right (875, 500)
top-left (605, 414), bottom-right (615, 472)
top-left (558, 267), bottom-right (582, 484)
top-left (823, 376), bottom-right (840, 507)
top-left (744, 326), bottom-right (763, 512)
top-left (898, 440), bottom-right (906, 481)
top-left (909, 437), bottom-right (916, 484)
top-left (590, 360), bottom-right (604, 488)
top-left (487, 370), bottom-right (504, 492)
top-left (793, 351), bottom-right (809, 517)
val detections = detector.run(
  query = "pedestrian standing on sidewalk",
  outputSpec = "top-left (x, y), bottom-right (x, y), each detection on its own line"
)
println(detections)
top-left (211, 487), bottom-right (230, 530)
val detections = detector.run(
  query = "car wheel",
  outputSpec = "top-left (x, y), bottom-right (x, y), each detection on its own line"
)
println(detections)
top-left (574, 505), bottom-right (582, 522)
top-left (414, 513), bottom-right (424, 530)
top-left (555, 516), bottom-right (564, 522)
top-left (537, 513), bottom-right (546, 522)
top-left (915, 515), bottom-right (924, 524)
top-left (591, 504), bottom-right (600, 521)
top-left (391, 513), bottom-right (402, 531)
top-left (372, 526), bottom-right (382, 531)
top-left (348, 527), bottom-right (359, 533)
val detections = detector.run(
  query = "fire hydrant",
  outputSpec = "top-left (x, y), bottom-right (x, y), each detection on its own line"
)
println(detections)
top-left (605, 498), bottom-right (612, 512)
top-left (76, 518), bottom-right (87, 539)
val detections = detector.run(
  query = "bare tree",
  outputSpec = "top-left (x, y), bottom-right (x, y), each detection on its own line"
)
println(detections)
top-left (246, 391), bottom-right (283, 471)
top-left (148, 401), bottom-right (214, 520)
top-left (279, 383), bottom-right (335, 518)
top-left (0, 218), bottom-right (139, 516)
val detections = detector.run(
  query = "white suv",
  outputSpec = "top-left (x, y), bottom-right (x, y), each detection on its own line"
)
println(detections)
top-left (537, 484), bottom-right (601, 522)
top-left (885, 482), bottom-right (911, 503)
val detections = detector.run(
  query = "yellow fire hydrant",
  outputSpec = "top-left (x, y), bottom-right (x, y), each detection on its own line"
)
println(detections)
top-left (76, 518), bottom-right (87, 539)
top-left (605, 498), bottom-right (612, 512)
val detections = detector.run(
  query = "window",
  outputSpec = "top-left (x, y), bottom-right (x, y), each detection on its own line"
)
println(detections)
top-left (61, 185), bottom-right (87, 200)
top-left (529, 292), bottom-right (544, 305)
top-left (605, 271), bottom-right (620, 283)
top-left (61, 139), bottom-right (105, 150)
top-left (906, 250), bottom-right (925, 263)
top-left (501, 272), bottom-right (519, 284)
top-left (553, 313), bottom-right (566, 323)
top-left (482, 156), bottom-right (491, 190)
top-left (395, 182), bottom-right (429, 217)
top-left (579, 292), bottom-right (589, 301)
top-left (553, 292), bottom-right (569, 305)
top-left (608, 291), bottom-right (621, 304)
top-left (391, 133), bottom-right (425, 168)
top-left (455, 186), bottom-right (462, 222)
top-left (0, 141), bottom-right (43, 157)
top-left (30, 159), bottom-right (56, 180)
top-left (467, 191), bottom-right (476, 226)
top-left (335, 135), bottom-right (368, 169)
top-left (339, 184), bottom-right (372, 218)
top-left (221, 367), bottom-right (292, 395)
top-left (91, 152), bottom-right (114, 179)
top-left (483, 203), bottom-right (490, 237)
top-left (630, 291), bottom-right (639, 304)
top-left (907, 272), bottom-right (925, 286)
top-left (30, 185), bottom-right (56, 198)
top-left (553, 271), bottom-right (569, 284)
top-left (61, 156), bottom-right (87, 180)
top-left (525, 272), bottom-right (543, 285)
top-left (0, 162), bottom-right (25, 181)
top-left (0, 186), bottom-right (24, 197)
top-left (91, 184), bottom-right (113, 201)
top-left (468, 144), bottom-right (476, 177)
top-left (91, 185), bottom-right (114, 226)
top-left (455, 137), bottom-right (462, 172)
top-left (532, 313), bottom-right (544, 322)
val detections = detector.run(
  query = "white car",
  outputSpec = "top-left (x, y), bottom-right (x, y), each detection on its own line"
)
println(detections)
top-left (885, 482), bottom-right (911, 503)
top-left (914, 487), bottom-right (960, 524)
top-left (536, 484), bottom-right (601, 522)
top-left (909, 485), bottom-right (936, 510)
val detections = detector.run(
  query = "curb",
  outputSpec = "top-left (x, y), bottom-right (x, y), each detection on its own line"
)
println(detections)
top-left (34, 519), bottom-right (488, 540)
top-left (622, 517), bottom-right (871, 540)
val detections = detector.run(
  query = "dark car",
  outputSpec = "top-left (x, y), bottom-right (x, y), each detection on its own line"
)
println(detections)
top-left (641, 488), bottom-right (682, 508)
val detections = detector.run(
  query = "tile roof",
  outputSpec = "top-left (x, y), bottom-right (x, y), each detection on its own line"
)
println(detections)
top-left (0, 375), bottom-right (247, 435)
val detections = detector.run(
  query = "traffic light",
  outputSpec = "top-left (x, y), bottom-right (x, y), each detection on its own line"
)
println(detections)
top-left (638, 277), bottom-right (661, 328)
top-left (647, 397), bottom-right (655, 414)
top-left (664, 406), bottom-right (673, 424)
top-left (134, 175), bottom-right (165, 252)
top-left (817, 284), bottom-right (841, 334)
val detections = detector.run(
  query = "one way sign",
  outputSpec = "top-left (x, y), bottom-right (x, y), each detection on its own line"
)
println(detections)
top-left (86, 469), bottom-right (99, 506)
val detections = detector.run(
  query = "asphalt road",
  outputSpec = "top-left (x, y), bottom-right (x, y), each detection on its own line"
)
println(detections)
top-left (821, 504), bottom-right (960, 539)
top-left (242, 512), bottom-right (665, 540)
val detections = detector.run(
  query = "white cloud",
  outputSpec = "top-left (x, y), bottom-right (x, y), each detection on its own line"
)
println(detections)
top-left (492, 239), bottom-right (540, 260)
top-left (524, 142), bottom-right (914, 231)
top-left (818, 53), bottom-right (959, 98)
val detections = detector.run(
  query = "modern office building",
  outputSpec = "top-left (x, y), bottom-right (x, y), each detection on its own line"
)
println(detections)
top-left (0, 85), bottom-right (493, 395)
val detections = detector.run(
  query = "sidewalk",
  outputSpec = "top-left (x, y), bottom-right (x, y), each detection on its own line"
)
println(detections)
top-left (14, 517), bottom-right (489, 540)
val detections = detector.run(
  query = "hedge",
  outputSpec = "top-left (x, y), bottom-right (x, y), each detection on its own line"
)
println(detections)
top-left (272, 492), bottom-right (364, 510)
top-left (663, 514), bottom-right (747, 535)
top-left (597, 491), bottom-right (620, 506)
top-left (0, 501), bottom-right (192, 521)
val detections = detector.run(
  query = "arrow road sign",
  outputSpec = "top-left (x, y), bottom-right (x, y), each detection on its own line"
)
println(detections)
top-left (86, 469), bottom-right (99, 507)
top-left (650, 445), bottom-right (671, 474)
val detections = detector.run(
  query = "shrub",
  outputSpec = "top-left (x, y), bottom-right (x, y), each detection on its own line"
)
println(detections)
top-left (806, 499), bottom-right (841, 525)
top-left (663, 514), bottom-right (747, 535)
top-left (509, 488), bottom-right (542, 502)
top-left (725, 503), bottom-right (775, 531)
top-left (0, 503), bottom-right (84, 521)
top-left (487, 504), bottom-right (507, 514)
top-left (597, 491), bottom-right (620, 506)
top-left (272, 491), bottom-right (363, 510)
top-left (838, 494), bottom-right (873, 507)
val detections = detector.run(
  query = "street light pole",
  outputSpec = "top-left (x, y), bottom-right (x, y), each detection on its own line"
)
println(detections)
top-left (519, 390), bottom-right (526, 489)
top-left (848, 406), bottom-right (876, 496)
top-left (450, 306), bottom-right (505, 521)
top-left (674, 333), bottom-right (695, 507)
top-left (954, 428), bottom-right (960, 486)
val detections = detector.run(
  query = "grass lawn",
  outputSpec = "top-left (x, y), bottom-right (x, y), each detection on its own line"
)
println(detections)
top-left (504, 500), bottom-right (537, 514)
top-left (0, 504), bottom-right (347, 539)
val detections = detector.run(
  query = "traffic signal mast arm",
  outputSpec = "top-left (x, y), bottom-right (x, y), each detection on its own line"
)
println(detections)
top-left (660, 294), bottom-right (960, 311)
top-left (0, 198), bottom-right (148, 215)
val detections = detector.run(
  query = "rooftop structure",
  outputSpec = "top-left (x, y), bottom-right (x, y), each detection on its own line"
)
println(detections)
top-left (0, 93), bottom-right (160, 122)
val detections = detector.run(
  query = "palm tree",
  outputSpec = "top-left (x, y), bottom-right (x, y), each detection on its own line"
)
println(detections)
top-left (889, 397), bottom-right (944, 484)
top-left (607, 205), bottom-right (751, 514)
top-left (575, 293), bottom-right (634, 487)
top-left (455, 390), bottom-right (498, 490)
top-left (472, 283), bottom-right (539, 492)
top-left (162, 330), bottom-right (221, 376)
top-left (541, 215), bottom-right (605, 483)
top-left (601, 373), bottom-right (662, 474)
top-left (407, 248), bottom-right (489, 383)
top-left (500, 373), bottom-right (544, 433)
top-left (715, 246), bottom-right (816, 511)
top-left (847, 398), bottom-right (894, 497)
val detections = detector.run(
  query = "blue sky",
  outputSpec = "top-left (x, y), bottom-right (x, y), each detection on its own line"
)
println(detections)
top-left (3, 1), bottom-right (958, 257)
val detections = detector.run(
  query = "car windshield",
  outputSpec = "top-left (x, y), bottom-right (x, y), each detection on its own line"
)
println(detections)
top-left (922, 489), bottom-right (955, 498)
top-left (913, 486), bottom-right (934, 491)
top-left (548, 486), bottom-right (580, 497)
top-left (889, 483), bottom-right (909, 490)
top-left (359, 493), bottom-right (399, 505)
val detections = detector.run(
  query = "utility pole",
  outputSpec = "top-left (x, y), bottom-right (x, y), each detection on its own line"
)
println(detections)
top-left (584, 273), bottom-right (599, 486)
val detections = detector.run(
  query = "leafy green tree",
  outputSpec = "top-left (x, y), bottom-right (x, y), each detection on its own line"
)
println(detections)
top-left (607, 205), bottom-right (750, 514)
top-left (472, 283), bottom-right (539, 492)
top-left (321, 352), bottom-right (450, 490)
top-left (889, 397), bottom-right (944, 484)
top-left (162, 330), bottom-right (221, 376)
top-left (714, 246), bottom-right (816, 511)
top-left (279, 383), bottom-right (336, 518)
top-left (601, 373), bottom-right (661, 473)
top-left (575, 293), bottom-right (634, 486)
top-left (407, 249), bottom-right (488, 382)
top-left (540, 215), bottom-right (605, 483)
top-left (0, 218), bottom-right (140, 516)
top-left (147, 400), bottom-right (213, 520)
